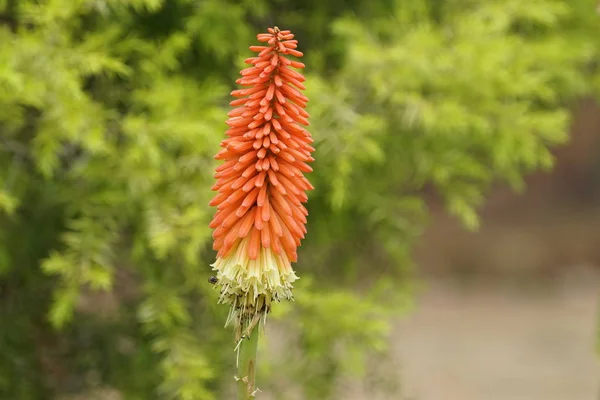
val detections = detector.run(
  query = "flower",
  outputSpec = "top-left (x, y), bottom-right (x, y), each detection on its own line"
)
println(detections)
top-left (209, 27), bottom-right (314, 341)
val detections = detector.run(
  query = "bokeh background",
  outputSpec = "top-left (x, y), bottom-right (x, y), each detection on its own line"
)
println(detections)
top-left (1, 1), bottom-right (600, 399)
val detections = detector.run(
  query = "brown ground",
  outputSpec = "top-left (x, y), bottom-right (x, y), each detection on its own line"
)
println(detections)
top-left (391, 270), bottom-right (599, 400)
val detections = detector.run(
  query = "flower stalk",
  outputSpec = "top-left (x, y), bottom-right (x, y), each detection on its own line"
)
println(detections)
top-left (236, 327), bottom-right (260, 399)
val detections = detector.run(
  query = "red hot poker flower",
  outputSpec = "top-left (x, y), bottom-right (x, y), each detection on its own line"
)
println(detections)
top-left (209, 27), bottom-right (314, 339)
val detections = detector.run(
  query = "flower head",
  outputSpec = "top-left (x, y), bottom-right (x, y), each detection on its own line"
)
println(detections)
top-left (209, 27), bottom-right (314, 340)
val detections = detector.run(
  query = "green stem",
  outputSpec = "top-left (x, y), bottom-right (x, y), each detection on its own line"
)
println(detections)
top-left (237, 328), bottom-right (260, 399)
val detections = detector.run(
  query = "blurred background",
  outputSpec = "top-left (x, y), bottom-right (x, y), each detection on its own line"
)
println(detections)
top-left (1, 0), bottom-right (600, 399)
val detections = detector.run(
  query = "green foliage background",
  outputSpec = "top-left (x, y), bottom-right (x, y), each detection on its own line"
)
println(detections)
top-left (0, 0), bottom-right (599, 398)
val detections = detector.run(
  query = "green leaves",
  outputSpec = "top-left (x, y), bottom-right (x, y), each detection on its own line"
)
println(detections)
top-left (265, 276), bottom-right (403, 398)
top-left (308, 0), bottom-right (592, 234)
top-left (0, 189), bottom-right (18, 214)
top-left (42, 215), bottom-right (118, 328)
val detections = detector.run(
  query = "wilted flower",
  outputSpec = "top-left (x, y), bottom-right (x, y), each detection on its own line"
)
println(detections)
top-left (209, 27), bottom-right (314, 341)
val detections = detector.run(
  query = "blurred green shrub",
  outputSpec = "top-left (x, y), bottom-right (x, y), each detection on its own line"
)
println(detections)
top-left (0, 0), bottom-right (598, 398)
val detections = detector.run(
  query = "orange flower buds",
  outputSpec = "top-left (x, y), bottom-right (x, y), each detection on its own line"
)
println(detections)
top-left (210, 27), bottom-right (314, 340)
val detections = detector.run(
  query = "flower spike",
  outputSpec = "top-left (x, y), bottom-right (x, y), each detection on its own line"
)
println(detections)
top-left (210, 27), bottom-right (314, 341)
